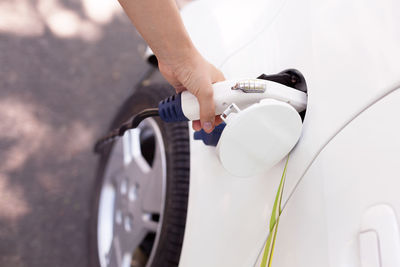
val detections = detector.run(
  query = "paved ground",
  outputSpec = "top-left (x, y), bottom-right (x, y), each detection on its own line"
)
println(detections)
top-left (0, 1), bottom-right (156, 266)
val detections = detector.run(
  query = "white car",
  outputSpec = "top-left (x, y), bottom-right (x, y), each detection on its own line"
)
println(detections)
top-left (90, 0), bottom-right (400, 266)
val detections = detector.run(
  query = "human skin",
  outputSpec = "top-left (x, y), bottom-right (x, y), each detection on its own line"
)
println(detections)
top-left (118, 0), bottom-right (224, 132)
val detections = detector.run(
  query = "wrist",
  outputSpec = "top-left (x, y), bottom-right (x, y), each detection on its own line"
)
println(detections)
top-left (156, 42), bottom-right (200, 68)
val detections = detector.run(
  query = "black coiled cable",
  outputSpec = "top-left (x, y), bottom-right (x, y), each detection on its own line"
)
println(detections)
top-left (94, 108), bottom-right (159, 153)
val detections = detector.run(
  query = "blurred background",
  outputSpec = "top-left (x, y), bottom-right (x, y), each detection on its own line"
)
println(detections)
top-left (0, 0), bottom-right (169, 266)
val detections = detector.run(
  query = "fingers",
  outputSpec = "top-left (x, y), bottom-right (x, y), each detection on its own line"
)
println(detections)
top-left (192, 120), bottom-right (201, 131)
top-left (192, 116), bottom-right (223, 131)
top-left (194, 65), bottom-right (225, 133)
top-left (161, 57), bottom-right (225, 134)
top-left (214, 115), bottom-right (223, 126)
top-left (195, 80), bottom-right (215, 133)
top-left (192, 66), bottom-right (224, 132)
top-left (211, 67), bottom-right (224, 128)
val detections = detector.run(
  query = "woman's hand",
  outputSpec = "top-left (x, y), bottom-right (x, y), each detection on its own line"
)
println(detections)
top-left (158, 50), bottom-right (225, 133)
top-left (117, 0), bottom-right (224, 132)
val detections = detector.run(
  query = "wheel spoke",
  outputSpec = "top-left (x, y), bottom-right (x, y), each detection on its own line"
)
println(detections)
top-left (107, 231), bottom-right (141, 267)
top-left (141, 141), bottom-right (165, 214)
top-left (108, 211), bottom-right (148, 267)
top-left (123, 128), bottom-right (152, 185)
top-left (107, 235), bottom-right (122, 267)
top-left (142, 216), bottom-right (159, 232)
top-left (104, 139), bottom-right (125, 181)
top-left (125, 154), bottom-right (151, 189)
top-left (140, 175), bottom-right (163, 214)
top-left (122, 128), bottom-right (150, 171)
top-left (122, 128), bottom-right (136, 166)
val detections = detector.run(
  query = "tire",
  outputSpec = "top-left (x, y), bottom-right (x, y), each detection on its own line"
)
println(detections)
top-left (90, 84), bottom-right (190, 267)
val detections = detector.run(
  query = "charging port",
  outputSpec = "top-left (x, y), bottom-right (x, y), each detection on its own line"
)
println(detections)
top-left (258, 69), bottom-right (307, 120)
top-left (257, 69), bottom-right (307, 93)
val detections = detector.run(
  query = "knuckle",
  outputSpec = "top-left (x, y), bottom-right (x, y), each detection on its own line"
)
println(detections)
top-left (192, 87), bottom-right (201, 97)
top-left (201, 110), bottom-right (215, 121)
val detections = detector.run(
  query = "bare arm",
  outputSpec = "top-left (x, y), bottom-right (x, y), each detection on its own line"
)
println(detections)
top-left (118, 0), bottom-right (193, 64)
top-left (118, 0), bottom-right (224, 132)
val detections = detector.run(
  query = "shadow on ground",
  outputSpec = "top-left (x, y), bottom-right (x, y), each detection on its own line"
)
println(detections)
top-left (0, 0), bottom-right (156, 266)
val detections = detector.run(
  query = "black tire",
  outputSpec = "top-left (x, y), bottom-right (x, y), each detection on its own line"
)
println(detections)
top-left (89, 84), bottom-right (190, 267)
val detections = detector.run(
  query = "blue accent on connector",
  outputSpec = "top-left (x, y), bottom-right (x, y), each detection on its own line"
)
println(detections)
top-left (158, 93), bottom-right (189, 122)
top-left (193, 122), bottom-right (226, 146)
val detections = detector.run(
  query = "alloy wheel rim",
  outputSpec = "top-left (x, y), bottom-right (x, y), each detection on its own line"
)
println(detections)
top-left (97, 118), bottom-right (167, 267)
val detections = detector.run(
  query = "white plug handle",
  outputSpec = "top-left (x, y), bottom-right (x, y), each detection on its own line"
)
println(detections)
top-left (180, 79), bottom-right (307, 121)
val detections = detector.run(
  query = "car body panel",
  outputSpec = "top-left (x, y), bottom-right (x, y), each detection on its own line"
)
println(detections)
top-left (268, 88), bottom-right (400, 266)
top-left (180, 0), bottom-right (286, 68)
top-left (178, 133), bottom-right (289, 267)
top-left (178, 0), bottom-right (400, 266)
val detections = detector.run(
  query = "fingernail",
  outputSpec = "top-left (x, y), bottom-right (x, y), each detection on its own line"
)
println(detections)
top-left (203, 122), bottom-right (212, 132)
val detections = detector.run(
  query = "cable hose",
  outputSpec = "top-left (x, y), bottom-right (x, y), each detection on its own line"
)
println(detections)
top-left (94, 108), bottom-right (159, 153)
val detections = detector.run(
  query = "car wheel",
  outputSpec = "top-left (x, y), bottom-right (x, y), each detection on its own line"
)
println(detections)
top-left (90, 84), bottom-right (190, 267)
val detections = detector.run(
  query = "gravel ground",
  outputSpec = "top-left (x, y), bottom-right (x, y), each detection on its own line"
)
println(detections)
top-left (0, 1), bottom-right (155, 266)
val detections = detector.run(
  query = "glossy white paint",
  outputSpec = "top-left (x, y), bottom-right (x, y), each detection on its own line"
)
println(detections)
top-left (179, 137), bottom-right (289, 267)
top-left (360, 205), bottom-right (400, 267)
top-left (359, 231), bottom-right (381, 267)
top-left (175, 0), bottom-right (400, 266)
top-left (180, 0), bottom-right (287, 68)
top-left (270, 88), bottom-right (400, 266)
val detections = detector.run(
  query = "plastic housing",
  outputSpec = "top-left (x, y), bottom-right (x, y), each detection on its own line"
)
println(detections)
top-left (216, 99), bottom-right (303, 177)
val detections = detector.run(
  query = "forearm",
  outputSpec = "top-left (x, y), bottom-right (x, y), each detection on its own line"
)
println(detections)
top-left (118, 0), bottom-right (197, 64)
top-left (118, 0), bottom-right (224, 131)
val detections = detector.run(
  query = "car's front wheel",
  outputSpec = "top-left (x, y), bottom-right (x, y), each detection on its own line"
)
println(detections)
top-left (90, 84), bottom-right (190, 267)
